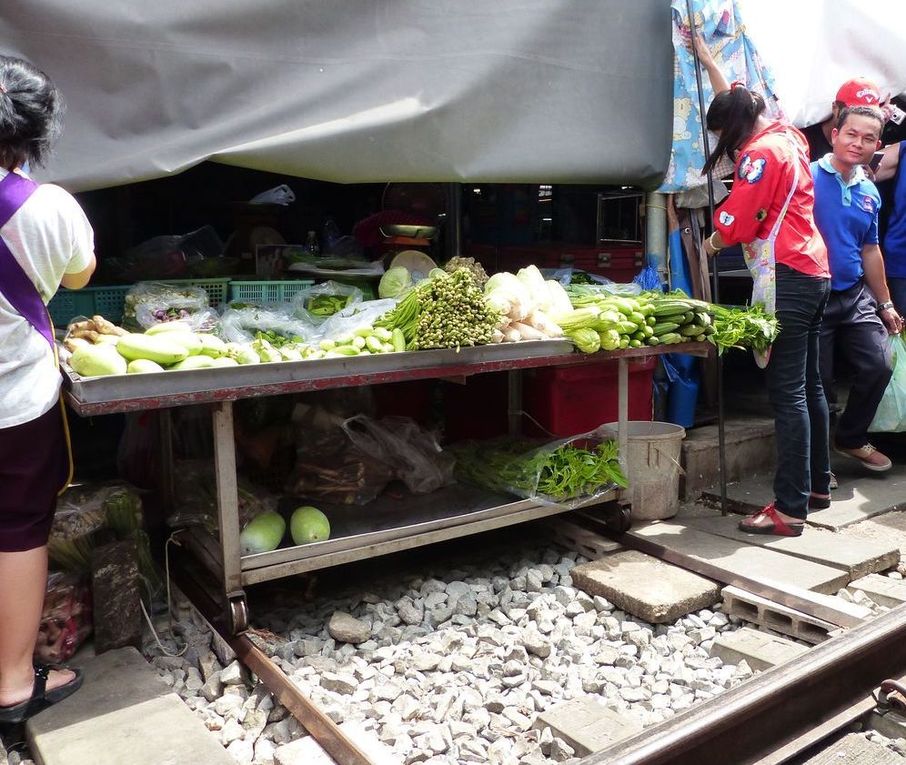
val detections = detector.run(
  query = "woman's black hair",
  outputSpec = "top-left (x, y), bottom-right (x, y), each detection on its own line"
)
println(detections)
top-left (0, 56), bottom-right (64, 171)
top-left (702, 86), bottom-right (766, 175)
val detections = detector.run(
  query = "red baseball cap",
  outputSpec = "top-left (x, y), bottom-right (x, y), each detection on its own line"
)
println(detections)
top-left (836, 77), bottom-right (881, 107)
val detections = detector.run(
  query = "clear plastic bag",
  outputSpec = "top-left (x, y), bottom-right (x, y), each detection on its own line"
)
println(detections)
top-left (291, 281), bottom-right (364, 323)
top-left (218, 302), bottom-right (320, 344)
top-left (870, 335), bottom-right (906, 432)
top-left (341, 415), bottom-right (455, 494)
top-left (451, 426), bottom-right (628, 509)
top-left (123, 281), bottom-right (218, 331)
top-left (317, 298), bottom-right (398, 340)
top-left (285, 395), bottom-right (391, 505)
top-left (100, 226), bottom-right (225, 282)
top-left (35, 572), bottom-right (93, 664)
top-left (49, 482), bottom-right (131, 574)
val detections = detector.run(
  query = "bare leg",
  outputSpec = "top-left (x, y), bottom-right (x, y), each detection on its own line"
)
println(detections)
top-left (0, 547), bottom-right (75, 707)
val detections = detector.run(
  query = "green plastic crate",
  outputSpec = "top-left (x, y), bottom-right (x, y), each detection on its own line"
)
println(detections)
top-left (48, 277), bottom-right (232, 328)
top-left (228, 280), bottom-right (315, 304)
top-left (48, 285), bottom-right (131, 327)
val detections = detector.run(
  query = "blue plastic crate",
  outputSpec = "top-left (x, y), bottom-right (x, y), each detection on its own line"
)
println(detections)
top-left (228, 280), bottom-right (315, 304)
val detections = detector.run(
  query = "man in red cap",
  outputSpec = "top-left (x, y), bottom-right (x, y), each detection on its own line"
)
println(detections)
top-left (803, 77), bottom-right (883, 161)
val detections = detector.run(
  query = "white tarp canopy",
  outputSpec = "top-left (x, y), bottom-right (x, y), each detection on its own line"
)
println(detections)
top-left (737, 0), bottom-right (906, 128)
top-left (1, 1), bottom-right (674, 193)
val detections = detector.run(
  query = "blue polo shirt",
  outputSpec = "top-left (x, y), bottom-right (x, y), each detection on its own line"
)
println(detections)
top-left (882, 141), bottom-right (906, 277)
top-left (810, 155), bottom-right (881, 292)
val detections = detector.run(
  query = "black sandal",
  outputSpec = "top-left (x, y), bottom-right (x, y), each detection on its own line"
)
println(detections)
top-left (0, 664), bottom-right (83, 724)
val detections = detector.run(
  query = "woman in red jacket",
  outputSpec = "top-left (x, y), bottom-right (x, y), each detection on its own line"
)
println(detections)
top-left (703, 84), bottom-right (831, 536)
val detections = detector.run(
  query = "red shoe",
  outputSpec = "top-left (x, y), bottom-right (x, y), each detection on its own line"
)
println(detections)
top-left (834, 443), bottom-right (892, 472)
top-left (738, 503), bottom-right (804, 537)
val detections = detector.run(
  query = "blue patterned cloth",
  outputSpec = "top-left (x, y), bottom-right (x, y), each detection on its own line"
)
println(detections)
top-left (660, 0), bottom-right (783, 193)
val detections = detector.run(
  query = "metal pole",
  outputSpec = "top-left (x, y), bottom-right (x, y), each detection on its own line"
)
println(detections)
top-left (685, 0), bottom-right (727, 514)
top-left (446, 183), bottom-right (462, 259)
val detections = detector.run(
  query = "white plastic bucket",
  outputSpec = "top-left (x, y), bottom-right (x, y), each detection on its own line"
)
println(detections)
top-left (603, 421), bottom-right (686, 521)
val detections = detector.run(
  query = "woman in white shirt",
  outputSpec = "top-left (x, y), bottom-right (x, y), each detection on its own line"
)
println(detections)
top-left (0, 55), bottom-right (95, 723)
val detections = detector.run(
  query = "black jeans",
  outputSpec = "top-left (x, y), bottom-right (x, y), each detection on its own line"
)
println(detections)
top-left (766, 264), bottom-right (831, 519)
top-left (819, 280), bottom-right (893, 449)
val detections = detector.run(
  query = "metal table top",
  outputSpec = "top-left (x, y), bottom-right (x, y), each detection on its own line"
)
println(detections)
top-left (63, 340), bottom-right (712, 416)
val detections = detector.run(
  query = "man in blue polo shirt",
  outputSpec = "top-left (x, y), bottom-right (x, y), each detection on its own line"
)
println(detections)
top-left (812, 106), bottom-right (903, 473)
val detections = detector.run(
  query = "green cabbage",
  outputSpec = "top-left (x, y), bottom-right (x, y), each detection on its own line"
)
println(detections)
top-left (378, 267), bottom-right (413, 299)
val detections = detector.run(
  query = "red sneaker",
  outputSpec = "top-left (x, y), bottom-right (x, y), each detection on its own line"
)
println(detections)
top-left (834, 443), bottom-right (892, 472)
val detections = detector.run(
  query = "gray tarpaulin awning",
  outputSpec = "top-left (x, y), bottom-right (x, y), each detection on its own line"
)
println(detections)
top-left (2, 1), bottom-right (673, 192)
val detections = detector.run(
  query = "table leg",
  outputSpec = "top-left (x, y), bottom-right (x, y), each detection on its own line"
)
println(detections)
top-left (618, 357), bottom-right (629, 458)
top-left (507, 369), bottom-right (523, 437)
top-left (158, 408), bottom-right (175, 510)
top-left (212, 401), bottom-right (243, 598)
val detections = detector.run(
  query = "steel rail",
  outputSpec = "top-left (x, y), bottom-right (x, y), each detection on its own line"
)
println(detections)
top-left (232, 635), bottom-right (375, 765)
top-left (579, 602), bottom-right (906, 765)
top-left (168, 547), bottom-right (375, 765)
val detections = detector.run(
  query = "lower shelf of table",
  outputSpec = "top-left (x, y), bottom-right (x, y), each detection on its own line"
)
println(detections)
top-left (179, 482), bottom-right (622, 585)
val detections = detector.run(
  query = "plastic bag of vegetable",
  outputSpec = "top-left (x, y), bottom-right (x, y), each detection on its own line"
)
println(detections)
top-left (450, 426), bottom-right (628, 509)
top-left (35, 572), bottom-right (93, 665)
top-left (123, 281), bottom-right (219, 332)
top-left (218, 302), bottom-right (320, 344)
top-left (317, 298), bottom-right (398, 341)
top-left (291, 280), bottom-right (364, 321)
top-left (285, 398), bottom-right (392, 505)
top-left (341, 415), bottom-right (455, 494)
top-left (49, 482), bottom-right (136, 574)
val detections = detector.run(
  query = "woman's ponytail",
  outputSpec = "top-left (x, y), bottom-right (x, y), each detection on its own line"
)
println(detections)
top-left (702, 85), bottom-right (766, 175)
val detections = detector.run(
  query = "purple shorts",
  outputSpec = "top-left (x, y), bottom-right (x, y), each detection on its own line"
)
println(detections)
top-left (0, 401), bottom-right (70, 552)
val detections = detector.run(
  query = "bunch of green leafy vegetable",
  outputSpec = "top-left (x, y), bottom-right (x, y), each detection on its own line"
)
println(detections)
top-left (709, 304), bottom-right (780, 354)
top-left (451, 438), bottom-right (627, 503)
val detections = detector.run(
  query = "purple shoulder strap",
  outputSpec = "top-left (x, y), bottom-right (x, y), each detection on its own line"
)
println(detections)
top-left (0, 171), bottom-right (54, 348)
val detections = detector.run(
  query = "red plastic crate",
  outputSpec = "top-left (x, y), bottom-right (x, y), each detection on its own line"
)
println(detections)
top-left (521, 357), bottom-right (656, 438)
top-left (441, 358), bottom-right (655, 443)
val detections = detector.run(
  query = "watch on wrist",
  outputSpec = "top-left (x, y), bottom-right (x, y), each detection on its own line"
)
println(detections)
top-left (878, 301), bottom-right (895, 313)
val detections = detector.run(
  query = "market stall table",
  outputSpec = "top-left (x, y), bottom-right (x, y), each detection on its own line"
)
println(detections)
top-left (64, 340), bottom-right (711, 633)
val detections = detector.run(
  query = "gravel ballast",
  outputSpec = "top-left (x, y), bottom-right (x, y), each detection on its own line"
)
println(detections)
top-left (143, 540), bottom-right (758, 764)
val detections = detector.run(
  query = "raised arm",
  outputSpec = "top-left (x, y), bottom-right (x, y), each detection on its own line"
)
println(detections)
top-left (692, 33), bottom-right (730, 95)
top-left (873, 141), bottom-right (901, 183)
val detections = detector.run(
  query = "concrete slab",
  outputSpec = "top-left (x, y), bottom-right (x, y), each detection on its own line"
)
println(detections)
top-left (681, 417), bottom-right (775, 500)
top-left (28, 647), bottom-right (232, 765)
top-left (627, 522), bottom-right (850, 594)
top-left (684, 513), bottom-right (899, 580)
top-left (801, 732), bottom-right (902, 764)
top-left (571, 550), bottom-right (721, 624)
top-left (702, 461), bottom-right (906, 531)
top-left (842, 510), bottom-right (906, 569)
top-left (534, 696), bottom-right (643, 756)
top-left (848, 573), bottom-right (906, 607)
top-left (709, 626), bottom-right (809, 671)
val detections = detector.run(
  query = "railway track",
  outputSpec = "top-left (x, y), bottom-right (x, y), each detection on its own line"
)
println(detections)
top-left (172, 510), bottom-right (906, 765)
